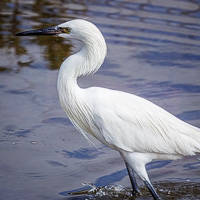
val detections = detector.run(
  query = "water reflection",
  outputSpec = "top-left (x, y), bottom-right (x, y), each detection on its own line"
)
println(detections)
top-left (0, 0), bottom-right (74, 71)
top-left (0, 0), bottom-right (200, 200)
top-left (63, 147), bottom-right (105, 160)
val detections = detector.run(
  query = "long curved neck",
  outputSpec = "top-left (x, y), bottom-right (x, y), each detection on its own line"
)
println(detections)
top-left (57, 32), bottom-right (106, 135)
top-left (64, 31), bottom-right (107, 78)
top-left (57, 32), bottom-right (107, 109)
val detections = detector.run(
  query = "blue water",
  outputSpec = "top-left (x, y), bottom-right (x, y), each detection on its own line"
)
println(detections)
top-left (0, 0), bottom-right (200, 199)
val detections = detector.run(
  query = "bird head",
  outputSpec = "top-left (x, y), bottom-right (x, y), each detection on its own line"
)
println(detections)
top-left (16, 19), bottom-right (107, 76)
top-left (16, 19), bottom-right (102, 43)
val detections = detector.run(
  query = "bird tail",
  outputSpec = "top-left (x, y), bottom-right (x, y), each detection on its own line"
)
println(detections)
top-left (180, 122), bottom-right (200, 155)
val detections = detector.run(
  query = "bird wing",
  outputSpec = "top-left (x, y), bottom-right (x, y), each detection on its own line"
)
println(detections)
top-left (87, 87), bottom-right (200, 156)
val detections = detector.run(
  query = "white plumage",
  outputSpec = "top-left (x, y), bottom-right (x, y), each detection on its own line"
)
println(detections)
top-left (17, 19), bottom-right (200, 200)
top-left (57, 20), bottom-right (200, 157)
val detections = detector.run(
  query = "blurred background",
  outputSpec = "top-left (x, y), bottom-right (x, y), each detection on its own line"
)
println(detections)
top-left (0, 0), bottom-right (200, 199)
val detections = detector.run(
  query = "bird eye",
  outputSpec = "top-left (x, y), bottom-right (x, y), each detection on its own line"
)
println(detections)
top-left (61, 27), bottom-right (71, 34)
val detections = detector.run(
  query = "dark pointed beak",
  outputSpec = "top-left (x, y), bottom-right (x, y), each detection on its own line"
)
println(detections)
top-left (16, 26), bottom-right (61, 36)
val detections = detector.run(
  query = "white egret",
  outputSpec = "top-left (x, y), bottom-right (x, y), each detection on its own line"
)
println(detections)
top-left (16, 19), bottom-right (200, 200)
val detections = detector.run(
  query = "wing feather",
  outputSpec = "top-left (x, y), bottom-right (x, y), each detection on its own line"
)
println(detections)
top-left (88, 87), bottom-right (200, 156)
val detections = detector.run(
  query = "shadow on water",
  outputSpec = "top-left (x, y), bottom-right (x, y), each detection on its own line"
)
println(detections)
top-left (0, 0), bottom-right (200, 200)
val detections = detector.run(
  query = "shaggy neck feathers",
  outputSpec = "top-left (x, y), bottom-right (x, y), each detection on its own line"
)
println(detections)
top-left (57, 26), bottom-right (107, 135)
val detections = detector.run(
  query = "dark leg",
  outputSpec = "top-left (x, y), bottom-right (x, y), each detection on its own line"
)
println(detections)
top-left (144, 180), bottom-right (162, 200)
top-left (125, 161), bottom-right (141, 195)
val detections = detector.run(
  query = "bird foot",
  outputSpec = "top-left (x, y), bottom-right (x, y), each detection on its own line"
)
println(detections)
top-left (132, 188), bottom-right (142, 196)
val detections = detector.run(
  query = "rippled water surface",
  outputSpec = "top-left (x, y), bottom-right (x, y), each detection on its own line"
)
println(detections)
top-left (0, 0), bottom-right (200, 199)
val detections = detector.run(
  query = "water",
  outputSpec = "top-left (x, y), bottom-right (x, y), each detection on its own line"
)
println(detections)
top-left (0, 0), bottom-right (200, 199)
